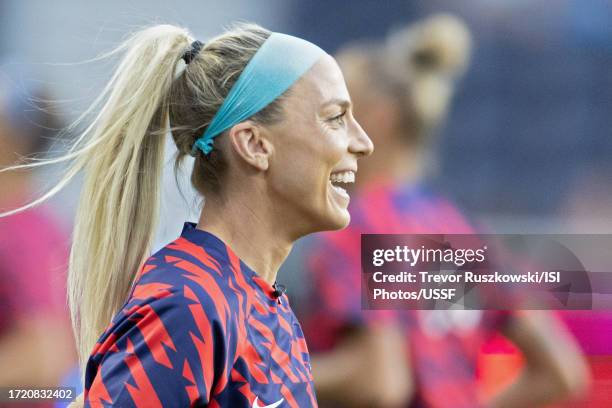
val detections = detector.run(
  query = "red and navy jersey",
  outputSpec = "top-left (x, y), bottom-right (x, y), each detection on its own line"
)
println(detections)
top-left (301, 181), bottom-right (510, 408)
top-left (84, 222), bottom-right (317, 407)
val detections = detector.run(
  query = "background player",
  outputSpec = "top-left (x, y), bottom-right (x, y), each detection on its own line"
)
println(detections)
top-left (0, 61), bottom-right (75, 404)
top-left (297, 14), bottom-right (589, 408)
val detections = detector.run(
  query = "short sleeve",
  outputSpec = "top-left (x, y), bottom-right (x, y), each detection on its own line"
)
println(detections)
top-left (84, 287), bottom-right (232, 408)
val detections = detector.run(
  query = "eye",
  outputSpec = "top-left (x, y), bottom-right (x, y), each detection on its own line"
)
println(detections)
top-left (328, 111), bottom-right (346, 125)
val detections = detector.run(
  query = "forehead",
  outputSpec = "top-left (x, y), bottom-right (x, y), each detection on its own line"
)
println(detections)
top-left (288, 54), bottom-right (351, 109)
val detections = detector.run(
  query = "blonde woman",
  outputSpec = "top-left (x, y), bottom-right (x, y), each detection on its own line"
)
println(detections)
top-left (2, 23), bottom-right (373, 407)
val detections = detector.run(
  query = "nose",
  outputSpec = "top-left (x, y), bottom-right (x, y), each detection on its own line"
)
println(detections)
top-left (348, 118), bottom-right (374, 157)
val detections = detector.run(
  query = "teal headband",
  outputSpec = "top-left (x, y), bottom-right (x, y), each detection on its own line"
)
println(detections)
top-left (190, 32), bottom-right (327, 156)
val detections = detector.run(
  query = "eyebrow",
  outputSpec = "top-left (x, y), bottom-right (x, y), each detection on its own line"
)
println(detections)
top-left (321, 98), bottom-right (351, 110)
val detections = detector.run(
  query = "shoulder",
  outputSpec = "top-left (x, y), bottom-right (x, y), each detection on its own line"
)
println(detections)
top-left (86, 238), bottom-right (244, 406)
top-left (89, 267), bottom-right (238, 381)
top-left (122, 236), bottom-right (245, 335)
top-left (126, 257), bottom-right (234, 332)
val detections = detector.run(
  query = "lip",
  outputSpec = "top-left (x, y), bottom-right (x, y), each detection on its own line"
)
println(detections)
top-left (329, 166), bottom-right (358, 175)
top-left (328, 168), bottom-right (354, 204)
top-left (329, 182), bottom-right (350, 201)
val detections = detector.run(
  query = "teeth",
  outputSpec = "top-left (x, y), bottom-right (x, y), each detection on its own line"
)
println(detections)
top-left (329, 171), bottom-right (355, 184)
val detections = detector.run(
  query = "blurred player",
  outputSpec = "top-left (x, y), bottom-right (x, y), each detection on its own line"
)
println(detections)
top-left (300, 14), bottom-right (589, 408)
top-left (0, 62), bottom-right (75, 405)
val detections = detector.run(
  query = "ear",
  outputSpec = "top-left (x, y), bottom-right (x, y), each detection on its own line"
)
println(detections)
top-left (227, 121), bottom-right (272, 171)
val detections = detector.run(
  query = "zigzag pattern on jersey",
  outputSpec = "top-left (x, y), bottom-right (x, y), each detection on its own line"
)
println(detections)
top-left (84, 223), bottom-right (317, 407)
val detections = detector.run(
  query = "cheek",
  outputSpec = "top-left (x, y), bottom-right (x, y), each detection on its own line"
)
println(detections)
top-left (283, 121), bottom-right (346, 168)
top-left (269, 121), bottom-right (347, 199)
top-left (316, 125), bottom-right (347, 165)
top-left (270, 148), bottom-right (319, 194)
top-left (269, 153), bottom-right (331, 217)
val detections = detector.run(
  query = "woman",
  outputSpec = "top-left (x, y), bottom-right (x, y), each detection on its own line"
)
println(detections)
top-left (1, 23), bottom-right (373, 407)
top-left (299, 14), bottom-right (588, 407)
top-left (0, 61), bottom-right (75, 400)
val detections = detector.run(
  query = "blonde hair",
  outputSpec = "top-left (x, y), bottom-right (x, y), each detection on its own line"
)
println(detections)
top-left (337, 14), bottom-right (472, 144)
top-left (0, 22), bottom-right (286, 370)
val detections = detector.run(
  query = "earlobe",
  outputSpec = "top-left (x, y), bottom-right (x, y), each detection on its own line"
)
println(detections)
top-left (228, 122), bottom-right (271, 171)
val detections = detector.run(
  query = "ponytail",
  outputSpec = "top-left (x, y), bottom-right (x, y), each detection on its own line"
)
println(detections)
top-left (1, 22), bottom-right (281, 372)
top-left (385, 13), bottom-right (472, 130)
top-left (71, 25), bottom-right (195, 368)
top-left (1, 24), bottom-right (192, 368)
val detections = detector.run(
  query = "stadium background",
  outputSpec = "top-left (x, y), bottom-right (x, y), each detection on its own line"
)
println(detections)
top-left (1, 0), bottom-right (611, 406)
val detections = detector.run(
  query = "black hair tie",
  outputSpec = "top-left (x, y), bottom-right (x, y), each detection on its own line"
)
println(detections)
top-left (182, 40), bottom-right (204, 64)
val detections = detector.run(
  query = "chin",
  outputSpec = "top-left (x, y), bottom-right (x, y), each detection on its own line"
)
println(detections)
top-left (299, 191), bottom-right (352, 235)
top-left (323, 208), bottom-right (351, 231)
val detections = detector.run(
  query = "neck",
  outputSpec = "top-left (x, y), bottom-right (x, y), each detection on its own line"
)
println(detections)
top-left (196, 191), bottom-right (293, 286)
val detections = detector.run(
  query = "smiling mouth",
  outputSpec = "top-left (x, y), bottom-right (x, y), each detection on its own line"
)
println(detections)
top-left (329, 170), bottom-right (355, 197)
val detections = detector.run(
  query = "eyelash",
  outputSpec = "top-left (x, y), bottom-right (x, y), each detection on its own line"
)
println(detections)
top-left (329, 111), bottom-right (346, 125)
